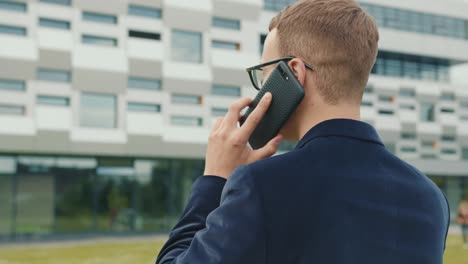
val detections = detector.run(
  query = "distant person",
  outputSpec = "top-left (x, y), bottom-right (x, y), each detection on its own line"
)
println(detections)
top-left (458, 200), bottom-right (468, 249)
top-left (156, 0), bottom-right (450, 263)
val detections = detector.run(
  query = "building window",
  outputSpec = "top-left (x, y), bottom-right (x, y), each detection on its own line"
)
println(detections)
top-left (440, 108), bottom-right (455, 114)
top-left (171, 30), bottom-right (202, 63)
top-left (401, 132), bottom-right (417, 140)
top-left (378, 110), bottom-right (394, 116)
top-left (128, 30), bottom-right (161, 41)
top-left (39, 18), bottom-right (70, 30)
top-left (420, 102), bottom-right (435, 122)
top-left (212, 84), bottom-right (241, 97)
top-left (371, 51), bottom-right (450, 82)
top-left (0, 104), bottom-right (24, 115)
top-left (82, 35), bottom-right (118, 47)
top-left (400, 146), bottom-right (417, 153)
top-left (212, 107), bottom-right (228, 117)
top-left (171, 116), bottom-right (203, 127)
top-left (264, 0), bottom-right (296, 12)
top-left (0, 79), bottom-right (25, 92)
top-left (127, 102), bottom-right (161, 113)
top-left (39, 0), bottom-right (71, 6)
top-left (128, 77), bottom-right (161, 91)
top-left (361, 3), bottom-right (468, 40)
top-left (463, 148), bottom-right (468, 160)
top-left (82, 11), bottom-right (117, 25)
top-left (441, 135), bottom-right (456, 142)
top-left (361, 101), bottom-right (373, 107)
top-left (172, 94), bottom-right (202, 105)
top-left (0, 0), bottom-right (26, 12)
top-left (212, 17), bottom-right (241, 30)
top-left (37, 95), bottom-right (70, 106)
top-left (440, 93), bottom-right (455, 101)
top-left (80, 93), bottom-right (116, 129)
top-left (441, 149), bottom-right (456, 155)
top-left (128, 4), bottom-right (161, 19)
top-left (399, 88), bottom-right (415, 97)
top-left (212, 40), bottom-right (240, 51)
top-left (37, 68), bottom-right (71, 83)
top-left (0, 24), bottom-right (26, 36)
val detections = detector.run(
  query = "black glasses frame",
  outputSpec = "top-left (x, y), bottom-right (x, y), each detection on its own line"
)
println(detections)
top-left (246, 56), bottom-right (315, 90)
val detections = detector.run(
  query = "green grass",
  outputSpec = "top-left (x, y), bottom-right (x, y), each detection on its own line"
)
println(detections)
top-left (0, 235), bottom-right (466, 264)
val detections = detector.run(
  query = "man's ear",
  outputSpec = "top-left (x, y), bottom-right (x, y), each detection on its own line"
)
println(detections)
top-left (288, 58), bottom-right (307, 87)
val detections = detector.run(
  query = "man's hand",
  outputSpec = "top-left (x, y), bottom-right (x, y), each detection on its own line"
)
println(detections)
top-left (203, 92), bottom-right (283, 179)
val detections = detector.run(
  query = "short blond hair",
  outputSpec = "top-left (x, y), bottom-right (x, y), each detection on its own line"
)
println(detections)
top-left (269, 0), bottom-right (379, 104)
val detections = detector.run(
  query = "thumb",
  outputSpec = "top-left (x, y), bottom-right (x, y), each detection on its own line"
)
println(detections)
top-left (250, 134), bottom-right (283, 161)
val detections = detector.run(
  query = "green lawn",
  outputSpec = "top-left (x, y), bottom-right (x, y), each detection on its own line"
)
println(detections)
top-left (0, 235), bottom-right (466, 264)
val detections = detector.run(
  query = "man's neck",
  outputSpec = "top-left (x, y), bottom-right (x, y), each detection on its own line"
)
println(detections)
top-left (297, 104), bottom-right (361, 140)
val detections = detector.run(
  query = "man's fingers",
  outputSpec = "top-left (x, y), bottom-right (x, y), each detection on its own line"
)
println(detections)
top-left (250, 134), bottom-right (283, 161)
top-left (224, 97), bottom-right (253, 127)
top-left (212, 117), bottom-right (224, 131)
top-left (240, 92), bottom-right (272, 137)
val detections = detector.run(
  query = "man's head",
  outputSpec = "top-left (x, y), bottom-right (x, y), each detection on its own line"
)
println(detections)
top-left (261, 0), bottom-right (379, 139)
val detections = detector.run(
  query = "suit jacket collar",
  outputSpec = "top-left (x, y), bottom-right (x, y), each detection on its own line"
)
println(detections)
top-left (295, 119), bottom-right (384, 150)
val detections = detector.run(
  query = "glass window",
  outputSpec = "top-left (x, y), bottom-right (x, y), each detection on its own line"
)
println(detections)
top-left (40, 0), bottom-right (71, 6)
top-left (128, 77), bottom-right (161, 91)
top-left (0, 24), bottom-right (26, 36)
top-left (15, 173), bottom-right (54, 235)
top-left (82, 35), bottom-right (117, 47)
top-left (80, 93), bottom-right (117, 129)
top-left (463, 148), bottom-right (468, 160)
top-left (212, 40), bottom-right (240, 51)
top-left (0, 176), bottom-right (13, 235)
top-left (82, 11), bottom-right (117, 24)
top-left (171, 30), bottom-right (202, 63)
top-left (172, 94), bottom-right (201, 105)
top-left (441, 149), bottom-right (456, 155)
top-left (440, 93), bottom-right (455, 101)
top-left (128, 4), bottom-right (161, 19)
top-left (0, 79), bottom-right (25, 92)
top-left (420, 102), bottom-right (435, 122)
top-left (37, 95), bottom-right (70, 106)
top-left (401, 146), bottom-right (417, 153)
top-left (378, 109), bottom-right (394, 115)
top-left (39, 18), bottom-right (70, 30)
top-left (171, 116), bottom-right (203, 127)
top-left (363, 3), bottom-right (468, 40)
top-left (54, 163), bottom-right (95, 232)
top-left (212, 107), bottom-right (228, 117)
top-left (212, 84), bottom-right (241, 97)
top-left (37, 68), bottom-right (71, 82)
top-left (128, 30), bottom-right (160, 41)
top-left (0, 0), bottom-right (26, 12)
top-left (401, 132), bottom-right (417, 140)
top-left (127, 102), bottom-right (161, 113)
top-left (441, 135), bottom-right (456, 142)
top-left (0, 104), bottom-right (25, 115)
top-left (263, 0), bottom-right (296, 12)
top-left (212, 17), bottom-right (241, 30)
top-left (399, 88), bottom-right (415, 97)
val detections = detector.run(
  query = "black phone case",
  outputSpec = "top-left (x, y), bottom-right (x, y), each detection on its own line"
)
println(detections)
top-left (240, 61), bottom-right (305, 150)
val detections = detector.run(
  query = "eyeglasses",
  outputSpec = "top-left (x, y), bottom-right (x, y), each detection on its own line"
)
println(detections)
top-left (246, 56), bottom-right (315, 90)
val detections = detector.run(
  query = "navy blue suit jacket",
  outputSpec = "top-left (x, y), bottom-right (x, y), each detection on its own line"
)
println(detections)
top-left (156, 119), bottom-right (450, 264)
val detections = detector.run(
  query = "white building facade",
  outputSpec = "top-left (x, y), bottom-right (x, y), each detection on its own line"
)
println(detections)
top-left (0, 0), bottom-right (467, 240)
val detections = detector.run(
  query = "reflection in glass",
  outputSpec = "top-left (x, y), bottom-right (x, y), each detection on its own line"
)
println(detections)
top-left (80, 92), bottom-right (117, 129)
top-left (171, 30), bottom-right (202, 63)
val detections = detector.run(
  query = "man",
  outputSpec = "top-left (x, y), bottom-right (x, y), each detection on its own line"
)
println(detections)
top-left (156, 0), bottom-right (450, 263)
top-left (458, 200), bottom-right (468, 249)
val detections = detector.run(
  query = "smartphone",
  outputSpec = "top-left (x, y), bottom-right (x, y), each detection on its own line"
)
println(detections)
top-left (239, 61), bottom-right (305, 150)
